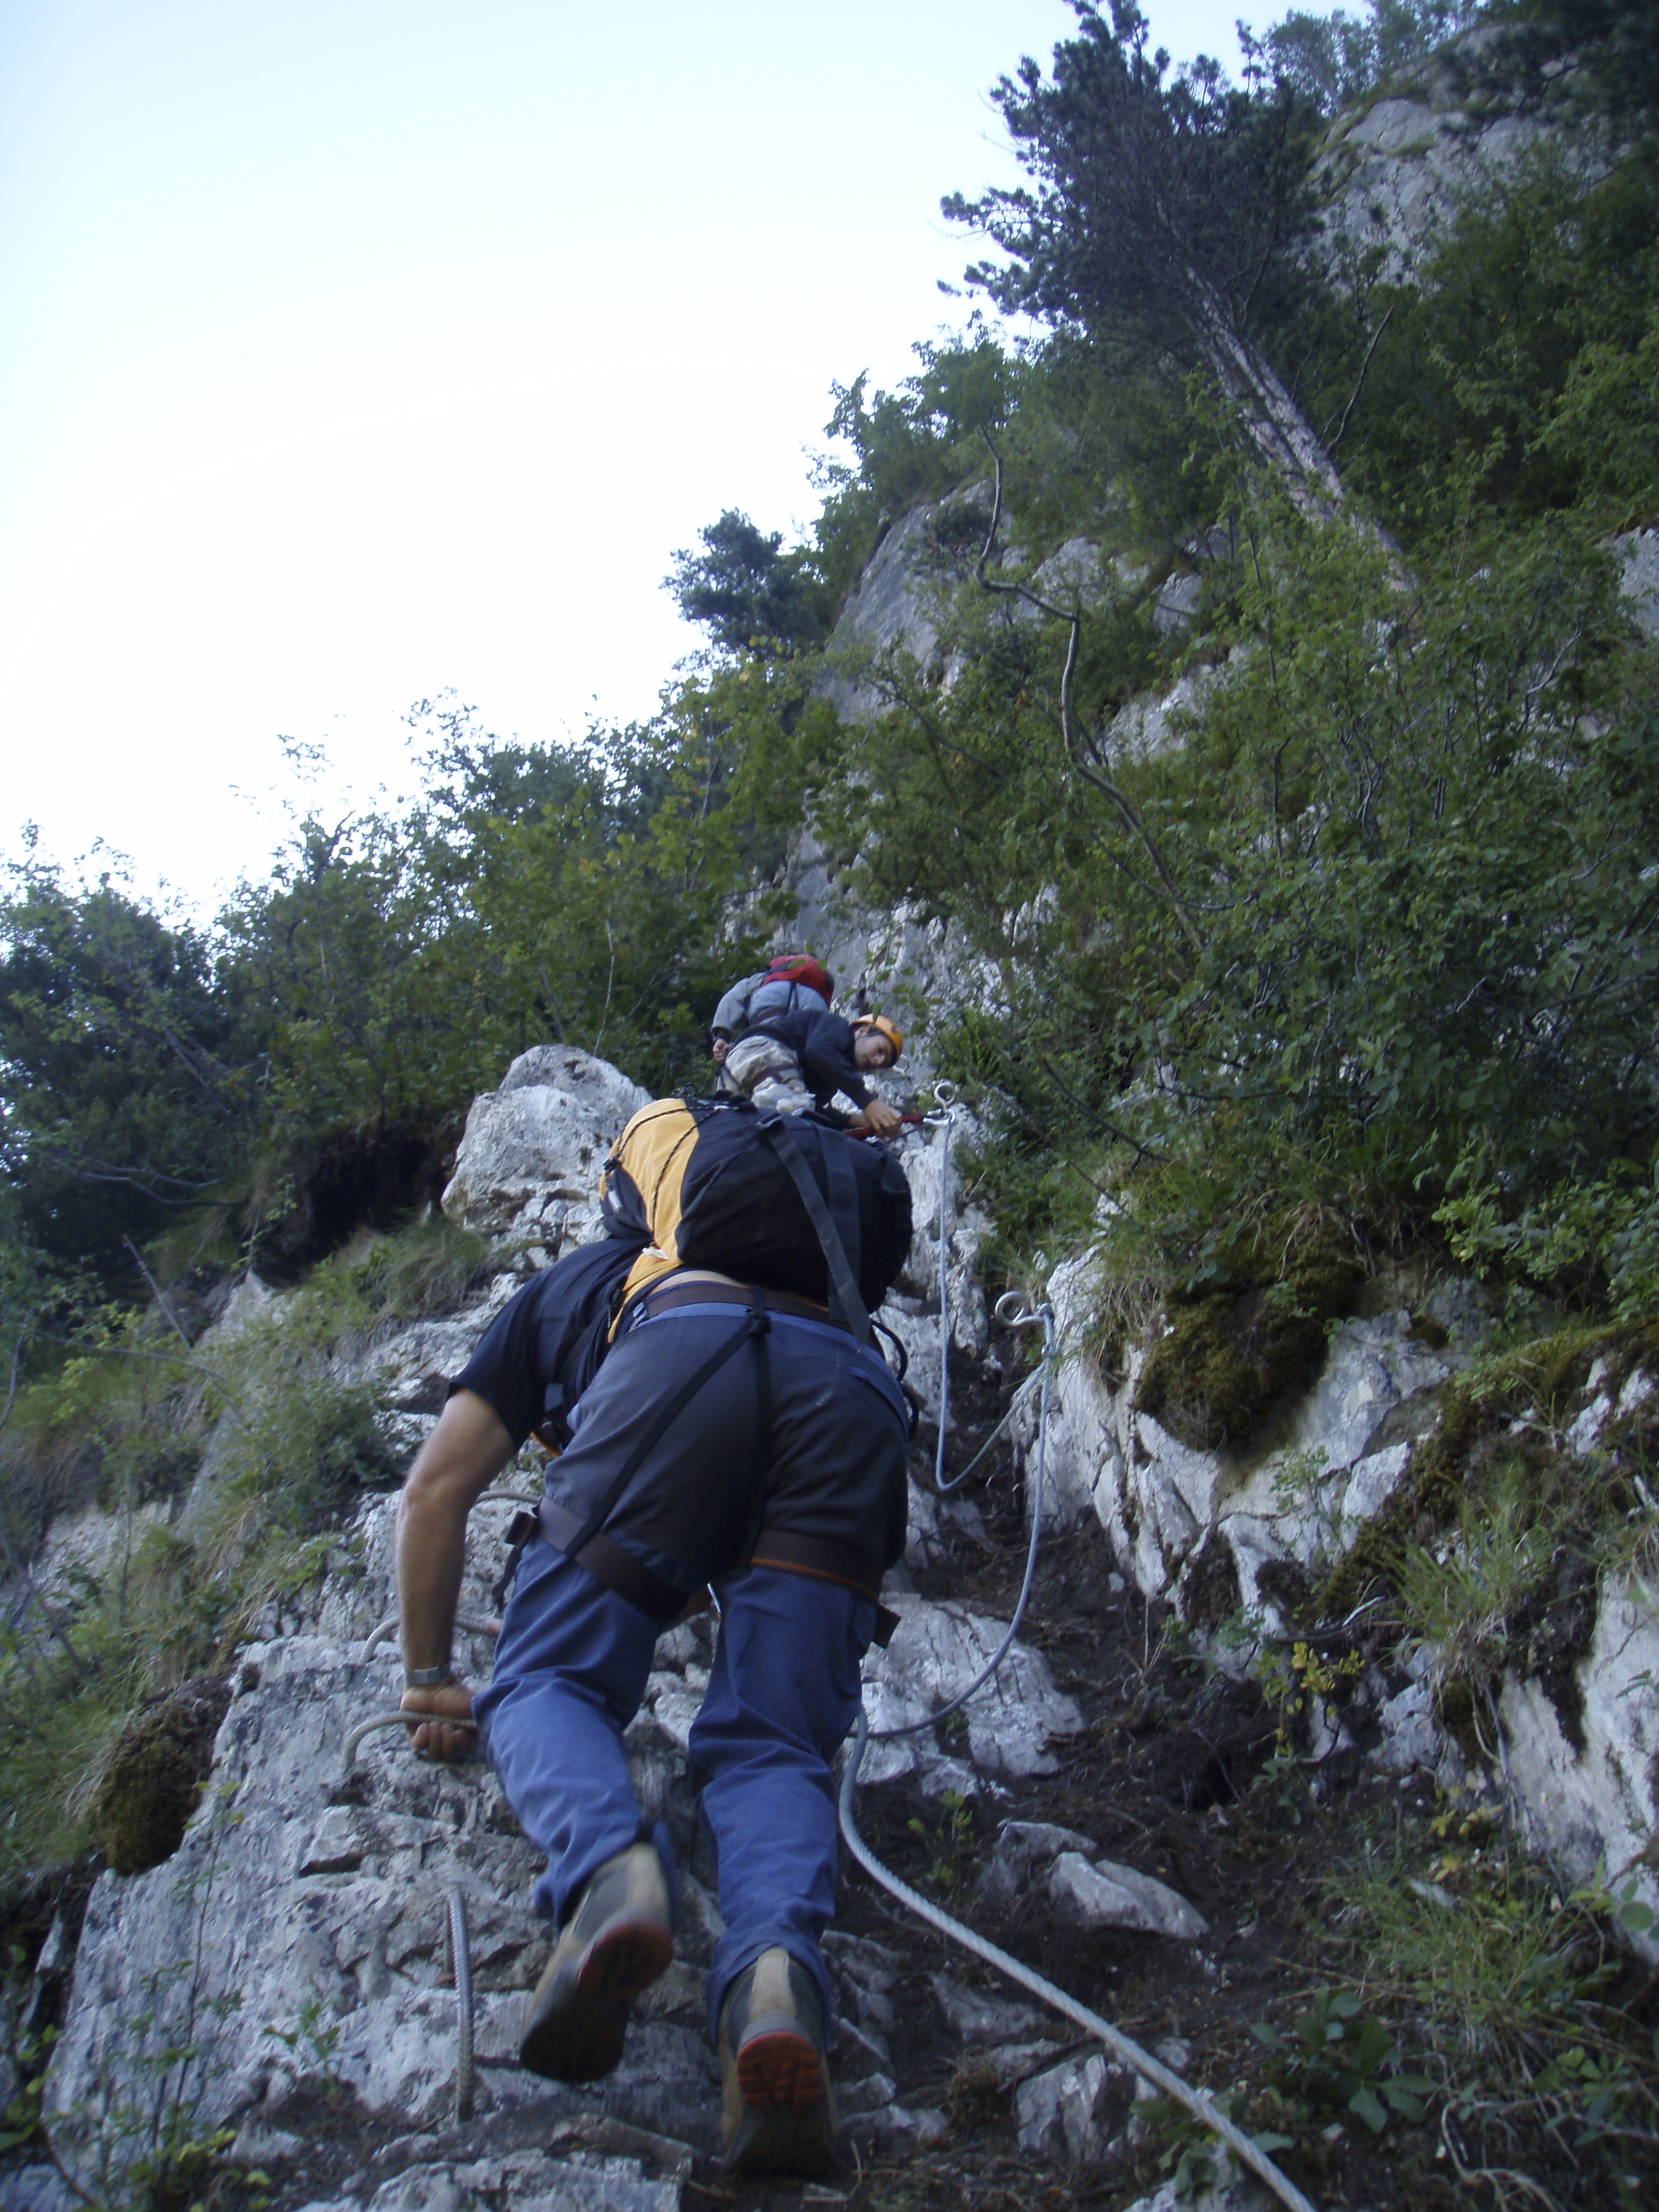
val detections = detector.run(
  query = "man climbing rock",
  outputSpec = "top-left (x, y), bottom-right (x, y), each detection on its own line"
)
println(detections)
top-left (709, 950), bottom-right (835, 1066)
top-left (393, 1092), bottom-right (913, 2175)
top-left (723, 1004), bottom-right (904, 1136)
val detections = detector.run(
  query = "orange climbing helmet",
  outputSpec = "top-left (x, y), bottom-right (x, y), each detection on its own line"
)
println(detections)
top-left (853, 1013), bottom-right (904, 1060)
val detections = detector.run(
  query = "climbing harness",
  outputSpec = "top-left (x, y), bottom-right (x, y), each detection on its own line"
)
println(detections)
top-left (836, 1290), bottom-right (1318, 2212)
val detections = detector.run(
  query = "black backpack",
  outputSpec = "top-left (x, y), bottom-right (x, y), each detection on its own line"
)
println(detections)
top-left (674, 1099), bottom-right (912, 1331)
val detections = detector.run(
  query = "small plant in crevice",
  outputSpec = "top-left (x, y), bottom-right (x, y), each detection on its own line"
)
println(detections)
top-left (0, 2018), bottom-right (57, 2157)
top-left (262, 1992), bottom-right (343, 2082)
top-left (1140, 2092), bottom-right (1234, 2203)
top-left (1249, 1987), bottom-right (1433, 2144)
top-left (1318, 1819), bottom-right (1659, 2193)
top-left (1249, 1630), bottom-right (1364, 1776)
top-left (908, 1789), bottom-right (976, 1894)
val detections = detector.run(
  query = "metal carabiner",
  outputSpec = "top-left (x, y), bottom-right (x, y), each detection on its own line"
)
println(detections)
top-left (922, 1078), bottom-right (958, 1127)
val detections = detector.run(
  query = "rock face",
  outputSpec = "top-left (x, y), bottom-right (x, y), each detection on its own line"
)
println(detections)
top-left (1616, 526), bottom-right (1659, 639)
top-left (1025, 1248), bottom-right (1467, 1619)
top-left (1313, 34), bottom-right (1556, 283)
top-left (881, 1107), bottom-right (992, 1424)
top-left (441, 1047), bottom-right (651, 1249)
top-left (1020, 1234), bottom-right (1659, 1955)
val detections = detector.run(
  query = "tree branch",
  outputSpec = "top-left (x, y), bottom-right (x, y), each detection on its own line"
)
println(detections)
top-left (974, 431), bottom-right (1203, 953)
top-left (1325, 304), bottom-right (1394, 454)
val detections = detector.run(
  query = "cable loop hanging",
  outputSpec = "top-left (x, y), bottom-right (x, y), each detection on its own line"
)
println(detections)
top-left (923, 1089), bottom-right (958, 1493)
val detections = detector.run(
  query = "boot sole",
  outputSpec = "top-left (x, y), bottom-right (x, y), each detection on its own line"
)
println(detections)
top-left (729, 2028), bottom-right (835, 2177)
top-left (518, 1917), bottom-right (675, 2084)
top-left (737, 2026), bottom-right (824, 2113)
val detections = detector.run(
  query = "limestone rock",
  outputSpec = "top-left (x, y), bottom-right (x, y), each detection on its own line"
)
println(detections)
top-left (1102, 658), bottom-right (1230, 766)
top-left (979, 1818), bottom-right (1099, 1905)
top-left (845, 2098), bottom-right (950, 2152)
top-left (1028, 1249), bottom-right (1460, 1617)
top-left (361, 1279), bottom-right (518, 1417)
top-left (1015, 2049), bottom-right (1115, 2163)
top-left (1616, 526), bottom-right (1659, 638)
top-left (1118, 2173), bottom-right (1265, 2212)
top-left (1047, 1852), bottom-right (1210, 1942)
top-left (1371, 1680), bottom-right (1440, 1776)
top-left (1313, 42), bottom-right (1555, 285)
top-left (857, 1596), bottom-right (1084, 1786)
top-left (817, 499), bottom-right (956, 721)
top-left (1, 2170), bottom-right (76, 2212)
top-left (43, 1496), bottom-right (721, 2161)
top-left (292, 2149), bottom-right (683, 2212)
top-left (967, 2038), bottom-right (1068, 2090)
top-left (903, 1474), bottom-right (987, 1571)
top-left (1498, 1582), bottom-right (1659, 1965)
top-left (441, 1048), bottom-right (649, 1245)
top-left (928, 1969), bottom-right (1048, 2046)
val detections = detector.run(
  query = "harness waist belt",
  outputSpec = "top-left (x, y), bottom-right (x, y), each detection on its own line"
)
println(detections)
top-left (537, 1497), bottom-right (897, 1646)
top-left (631, 1278), bottom-right (845, 1330)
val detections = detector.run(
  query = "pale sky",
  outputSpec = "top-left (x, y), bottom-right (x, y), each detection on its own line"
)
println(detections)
top-left (0, 1), bottom-right (1252, 910)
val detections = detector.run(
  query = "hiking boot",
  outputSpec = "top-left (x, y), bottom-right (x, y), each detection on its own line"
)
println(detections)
top-left (718, 1946), bottom-right (837, 2176)
top-left (519, 1838), bottom-right (675, 2082)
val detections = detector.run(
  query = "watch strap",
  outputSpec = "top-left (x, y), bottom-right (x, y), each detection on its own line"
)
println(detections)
top-left (403, 1663), bottom-right (455, 1689)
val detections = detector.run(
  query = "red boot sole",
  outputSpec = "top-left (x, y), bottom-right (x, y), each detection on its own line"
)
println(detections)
top-left (737, 2027), bottom-right (824, 2114)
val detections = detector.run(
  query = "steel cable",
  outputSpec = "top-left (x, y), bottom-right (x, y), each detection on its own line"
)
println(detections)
top-left (837, 1290), bottom-right (1318, 2212)
top-left (446, 1887), bottom-right (475, 2122)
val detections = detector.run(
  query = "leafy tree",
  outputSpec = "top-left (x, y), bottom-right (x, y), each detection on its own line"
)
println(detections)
top-left (1321, 138), bottom-right (1659, 530)
top-left (1480, 0), bottom-right (1659, 138)
top-left (802, 436), bottom-right (1659, 1295)
top-left (666, 511), bottom-right (828, 655)
top-left (1264, 1), bottom-right (1482, 110)
top-left (0, 853), bottom-right (259, 1277)
top-left (945, 1), bottom-right (1345, 513)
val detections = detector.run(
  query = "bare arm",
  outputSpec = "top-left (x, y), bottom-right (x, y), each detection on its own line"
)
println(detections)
top-left (395, 1388), bottom-right (516, 1761)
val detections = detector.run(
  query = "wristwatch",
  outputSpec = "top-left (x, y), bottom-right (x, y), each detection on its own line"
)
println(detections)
top-left (404, 1663), bottom-right (455, 1689)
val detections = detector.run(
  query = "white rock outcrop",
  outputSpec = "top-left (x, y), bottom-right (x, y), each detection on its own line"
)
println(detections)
top-left (441, 1047), bottom-right (649, 1249)
top-left (858, 1594), bottom-right (1084, 1788)
top-left (1024, 1246), bottom-right (1464, 1619)
top-left (1314, 37), bottom-right (1555, 284)
top-left (1020, 1223), bottom-right (1659, 1957)
top-left (1498, 1581), bottom-right (1659, 1964)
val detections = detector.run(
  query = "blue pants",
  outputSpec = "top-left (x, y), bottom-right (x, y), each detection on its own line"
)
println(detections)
top-left (476, 1539), bottom-right (876, 2034)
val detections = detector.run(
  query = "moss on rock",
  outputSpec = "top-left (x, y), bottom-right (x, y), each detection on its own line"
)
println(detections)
top-left (89, 1674), bottom-right (232, 1876)
top-left (1316, 1314), bottom-right (1659, 1622)
top-left (1133, 1219), bottom-right (1364, 1452)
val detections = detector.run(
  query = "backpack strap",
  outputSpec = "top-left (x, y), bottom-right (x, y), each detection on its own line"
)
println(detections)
top-left (821, 1123), bottom-right (862, 1305)
top-left (733, 1286), bottom-right (774, 1569)
top-left (540, 1303), bottom-right (765, 1563)
top-left (536, 1288), bottom-right (778, 1618)
top-left (755, 1114), bottom-right (871, 1345)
